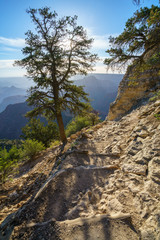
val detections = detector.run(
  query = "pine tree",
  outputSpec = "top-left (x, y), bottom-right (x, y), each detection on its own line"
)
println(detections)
top-left (15, 7), bottom-right (98, 143)
top-left (104, 5), bottom-right (160, 76)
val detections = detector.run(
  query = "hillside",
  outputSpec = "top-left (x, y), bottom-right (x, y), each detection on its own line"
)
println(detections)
top-left (0, 102), bottom-right (73, 139)
top-left (0, 95), bottom-right (27, 113)
top-left (0, 98), bottom-right (160, 239)
top-left (0, 102), bottom-right (31, 139)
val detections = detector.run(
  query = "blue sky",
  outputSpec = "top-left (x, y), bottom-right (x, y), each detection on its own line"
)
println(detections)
top-left (0, 0), bottom-right (158, 77)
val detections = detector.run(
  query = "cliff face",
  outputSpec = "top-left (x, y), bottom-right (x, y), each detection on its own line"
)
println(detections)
top-left (0, 99), bottom-right (160, 240)
top-left (107, 66), bottom-right (160, 120)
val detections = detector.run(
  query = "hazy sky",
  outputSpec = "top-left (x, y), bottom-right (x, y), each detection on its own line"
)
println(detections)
top-left (0, 0), bottom-right (158, 77)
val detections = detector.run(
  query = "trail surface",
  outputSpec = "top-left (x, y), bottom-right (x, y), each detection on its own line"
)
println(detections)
top-left (0, 100), bottom-right (160, 240)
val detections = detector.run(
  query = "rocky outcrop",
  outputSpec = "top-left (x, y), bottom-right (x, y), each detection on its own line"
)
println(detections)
top-left (0, 99), bottom-right (160, 240)
top-left (107, 66), bottom-right (160, 120)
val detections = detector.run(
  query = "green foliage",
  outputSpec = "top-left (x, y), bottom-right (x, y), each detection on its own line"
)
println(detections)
top-left (149, 90), bottom-right (160, 120)
top-left (66, 116), bottom-right (91, 137)
top-left (15, 7), bottom-right (98, 143)
top-left (149, 90), bottom-right (160, 102)
top-left (66, 110), bottom-right (100, 137)
top-left (154, 113), bottom-right (160, 120)
top-left (0, 146), bottom-right (20, 183)
top-left (21, 139), bottom-right (45, 160)
top-left (0, 139), bottom-right (22, 151)
top-left (0, 138), bottom-right (46, 183)
top-left (49, 140), bottom-right (60, 148)
top-left (87, 110), bottom-right (101, 126)
top-left (22, 118), bottom-right (59, 147)
top-left (104, 5), bottom-right (160, 77)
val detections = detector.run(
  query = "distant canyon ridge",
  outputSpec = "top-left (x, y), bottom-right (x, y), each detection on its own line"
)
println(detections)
top-left (0, 74), bottom-right (123, 139)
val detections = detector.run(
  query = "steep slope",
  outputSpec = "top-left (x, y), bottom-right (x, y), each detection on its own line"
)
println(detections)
top-left (0, 99), bottom-right (159, 240)
top-left (0, 102), bottom-right (31, 139)
top-left (0, 102), bottom-right (72, 139)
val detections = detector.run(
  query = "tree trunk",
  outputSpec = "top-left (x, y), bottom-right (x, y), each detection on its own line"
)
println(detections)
top-left (56, 112), bottom-right (67, 144)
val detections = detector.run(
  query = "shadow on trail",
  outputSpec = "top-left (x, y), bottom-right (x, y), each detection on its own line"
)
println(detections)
top-left (0, 133), bottom-right (136, 239)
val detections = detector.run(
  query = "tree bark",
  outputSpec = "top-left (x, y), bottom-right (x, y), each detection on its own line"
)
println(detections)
top-left (56, 112), bottom-right (67, 144)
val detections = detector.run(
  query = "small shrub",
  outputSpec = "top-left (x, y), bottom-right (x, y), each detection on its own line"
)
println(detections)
top-left (0, 146), bottom-right (20, 183)
top-left (22, 118), bottom-right (59, 147)
top-left (149, 90), bottom-right (160, 102)
top-left (149, 90), bottom-right (160, 120)
top-left (154, 112), bottom-right (160, 120)
top-left (49, 140), bottom-right (60, 148)
top-left (65, 111), bottom-right (100, 137)
top-left (66, 116), bottom-right (91, 137)
top-left (21, 139), bottom-right (45, 160)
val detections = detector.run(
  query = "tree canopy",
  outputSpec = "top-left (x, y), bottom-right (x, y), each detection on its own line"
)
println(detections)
top-left (104, 5), bottom-right (160, 76)
top-left (15, 7), bottom-right (98, 143)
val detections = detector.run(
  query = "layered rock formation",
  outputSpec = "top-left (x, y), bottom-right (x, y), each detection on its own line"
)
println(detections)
top-left (0, 99), bottom-right (160, 240)
top-left (107, 66), bottom-right (160, 120)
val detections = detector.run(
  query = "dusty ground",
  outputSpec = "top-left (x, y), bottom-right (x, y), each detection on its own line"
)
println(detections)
top-left (0, 100), bottom-right (160, 240)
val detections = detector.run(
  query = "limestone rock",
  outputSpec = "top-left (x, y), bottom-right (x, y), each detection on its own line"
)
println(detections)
top-left (107, 198), bottom-right (123, 214)
top-left (148, 157), bottom-right (160, 183)
top-left (122, 163), bottom-right (147, 176)
top-left (107, 66), bottom-right (160, 121)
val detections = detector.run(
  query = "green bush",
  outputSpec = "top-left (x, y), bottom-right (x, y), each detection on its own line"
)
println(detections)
top-left (154, 113), bottom-right (160, 120)
top-left (22, 118), bottom-right (59, 147)
top-left (66, 116), bottom-right (91, 137)
top-left (21, 139), bottom-right (45, 160)
top-left (0, 146), bottom-right (20, 183)
top-left (149, 90), bottom-right (160, 102)
top-left (0, 139), bottom-right (45, 183)
top-left (0, 139), bottom-right (22, 151)
top-left (149, 90), bottom-right (160, 120)
top-left (66, 111), bottom-right (100, 137)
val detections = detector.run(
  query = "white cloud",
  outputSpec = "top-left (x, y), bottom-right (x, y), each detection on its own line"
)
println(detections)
top-left (85, 28), bottom-right (118, 51)
top-left (0, 59), bottom-right (15, 68)
top-left (91, 58), bottom-right (125, 74)
top-left (92, 59), bottom-right (107, 73)
top-left (0, 60), bottom-right (26, 77)
top-left (92, 35), bottom-right (110, 50)
top-left (86, 29), bottom-right (108, 50)
top-left (0, 47), bottom-right (20, 52)
top-left (0, 32), bottom-right (121, 77)
top-left (0, 36), bottom-right (25, 48)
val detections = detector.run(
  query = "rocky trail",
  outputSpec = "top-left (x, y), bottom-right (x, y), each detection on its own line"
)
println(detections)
top-left (0, 100), bottom-right (160, 240)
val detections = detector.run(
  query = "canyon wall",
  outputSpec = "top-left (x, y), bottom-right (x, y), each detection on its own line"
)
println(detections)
top-left (107, 66), bottom-right (160, 120)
